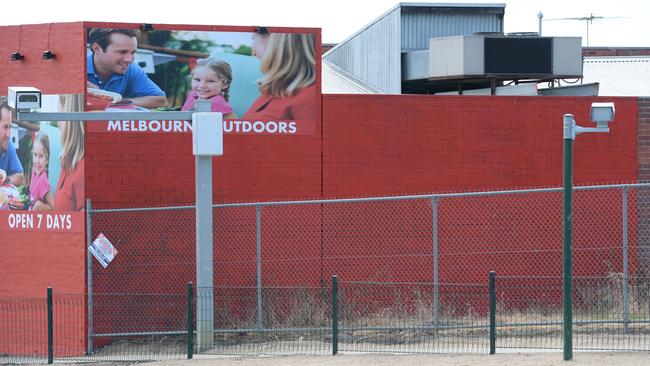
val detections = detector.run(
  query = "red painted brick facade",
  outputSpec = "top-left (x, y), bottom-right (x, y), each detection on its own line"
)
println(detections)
top-left (323, 95), bottom-right (637, 197)
top-left (0, 22), bottom-right (644, 356)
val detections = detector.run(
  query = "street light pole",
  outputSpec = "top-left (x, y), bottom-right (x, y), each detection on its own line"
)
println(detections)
top-left (561, 107), bottom-right (613, 361)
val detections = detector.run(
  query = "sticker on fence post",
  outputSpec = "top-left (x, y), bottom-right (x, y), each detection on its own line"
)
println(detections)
top-left (88, 233), bottom-right (118, 268)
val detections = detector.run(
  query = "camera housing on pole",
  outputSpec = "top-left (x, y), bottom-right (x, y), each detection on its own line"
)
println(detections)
top-left (8, 86), bottom-right (42, 111)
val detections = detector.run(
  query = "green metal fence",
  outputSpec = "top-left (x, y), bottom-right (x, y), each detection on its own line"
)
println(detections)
top-left (1, 276), bottom-right (648, 364)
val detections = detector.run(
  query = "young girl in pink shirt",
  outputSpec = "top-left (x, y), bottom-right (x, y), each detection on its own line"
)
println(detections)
top-left (181, 58), bottom-right (238, 119)
top-left (30, 132), bottom-right (54, 210)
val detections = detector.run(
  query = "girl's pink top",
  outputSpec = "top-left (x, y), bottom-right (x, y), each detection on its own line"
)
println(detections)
top-left (181, 92), bottom-right (234, 114)
top-left (30, 170), bottom-right (51, 204)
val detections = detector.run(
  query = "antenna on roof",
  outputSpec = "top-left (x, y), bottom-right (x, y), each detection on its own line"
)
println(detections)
top-left (544, 13), bottom-right (626, 46)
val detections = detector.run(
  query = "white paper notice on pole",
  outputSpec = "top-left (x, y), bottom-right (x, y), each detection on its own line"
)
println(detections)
top-left (89, 233), bottom-right (118, 268)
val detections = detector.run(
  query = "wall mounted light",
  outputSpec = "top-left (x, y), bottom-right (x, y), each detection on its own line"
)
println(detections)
top-left (43, 24), bottom-right (56, 60)
top-left (10, 52), bottom-right (24, 61)
top-left (255, 26), bottom-right (269, 35)
top-left (12, 25), bottom-right (24, 61)
top-left (42, 50), bottom-right (56, 60)
top-left (141, 23), bottom-right (154, 31)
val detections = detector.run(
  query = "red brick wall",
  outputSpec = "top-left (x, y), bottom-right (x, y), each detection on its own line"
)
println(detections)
top-left (322, 95), bottom-right (637, 197)
top-left (0, 22), bottom-right (87, 298)
top-left (583, 48), bottom-right (650, 57)
top-left (0, 22), bottom-right (86, 95)
top-left (637, 98), bottom-right (650, 270)
top-left (0, 23), bottom-right (87, 356)
top-left (0, 21), bottom-right (644, 351)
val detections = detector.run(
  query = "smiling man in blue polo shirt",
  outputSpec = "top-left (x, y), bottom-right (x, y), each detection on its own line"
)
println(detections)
top-left (0, 101), bottom-right (24, 186)
top-left (87, 28), bottom-right (167, 109)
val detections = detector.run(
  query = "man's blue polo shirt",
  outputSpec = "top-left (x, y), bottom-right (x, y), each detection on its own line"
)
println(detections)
top-left (87, 54), bottom-right (165, 98)
top-left (0, 140), bottom-right (23, 178)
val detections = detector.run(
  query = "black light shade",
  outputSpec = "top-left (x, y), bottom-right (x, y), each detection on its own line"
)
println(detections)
top-left (141, 23), bottom-right (154, 31)
top-left (255, 26), bottom-right (269, 35)
top-left (42, 50), bottom-right (56, 60)
top-left (10, 52), bottom-right (24, 61)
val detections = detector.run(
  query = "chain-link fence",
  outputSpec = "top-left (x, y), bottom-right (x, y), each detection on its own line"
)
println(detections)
top-left (52, 182), bottom-right (643, 359)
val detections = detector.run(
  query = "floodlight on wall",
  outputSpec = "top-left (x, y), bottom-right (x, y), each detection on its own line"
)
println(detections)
top-left (12, 25), bottom-right (24, 61)
top-left (141, 23), bottom-right (154, 31)
top-left (42, 50), bottom-right (56, 60)
top-left (11, 52), bottom-right (24, 61)
top-left (42, 24), bottom-right (56, 60)
top-left (255, 26), bottom-right (269, 34)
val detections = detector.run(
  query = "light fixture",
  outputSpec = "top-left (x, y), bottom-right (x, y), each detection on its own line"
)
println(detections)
top-left (42, 50), bottom-right (56, 60)
top-left (42, 23), bottom-right (56, 60)
top-left (141, 23), bottom-right (154, 31)
top-left (12, 25), bottom-right (24, 61)
top-left (255, 26), bottom-right (269, 34)
top-left (10, 52), bottom-right (24, 61)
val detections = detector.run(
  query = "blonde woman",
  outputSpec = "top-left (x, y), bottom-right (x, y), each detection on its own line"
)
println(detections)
top-left (243, 32), bottom-right (316, 122)
top-left (55, 94), bottom-right (85, 211)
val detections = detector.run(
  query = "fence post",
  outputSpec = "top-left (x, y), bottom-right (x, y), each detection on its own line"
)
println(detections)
top-left (187, 282), bottom-right (194, 359)
top-left (47, 287), bottom-right (53, 364)
top-left (331, 275), bottom-right (338, 355)
top-left (256, 204), bottom-right (263, 329)
top-left (432, 196), bottom-right (439, 327)
top-left (489, 272), bottom-right (496, 355)
top-left (622, 187), bottom-right (629, 334)
top-left (85, 199), bottom-right (93, 355)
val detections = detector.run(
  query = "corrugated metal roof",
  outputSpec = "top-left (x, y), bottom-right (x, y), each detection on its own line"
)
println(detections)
top-left (323, 6), bottom-right (402, 93)
top-left (400, 4), bottom-right (504, 51)
top-left (323, 2), bottom-right (505, 94)
top-left (582, 56), bottom-right (650, 97)
top-left (322, 61), bottom-right (384, 94)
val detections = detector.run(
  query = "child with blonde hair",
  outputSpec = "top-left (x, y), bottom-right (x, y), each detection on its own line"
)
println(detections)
top-left (182, 58), bottom-right (237, 119)
top-left (30, 131), bottom-right (54, 210)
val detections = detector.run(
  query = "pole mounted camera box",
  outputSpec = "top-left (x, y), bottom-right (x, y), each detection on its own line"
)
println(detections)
top-left (590, 102), bottom-right (615, 126)
top-left (192, 112), bottom-right (223, 156)
top-left (8, 87), bottom-right (42, 110)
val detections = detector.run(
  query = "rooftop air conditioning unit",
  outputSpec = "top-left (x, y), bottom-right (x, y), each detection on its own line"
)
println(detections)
top-left (428, 36), bottom-right (582, 79)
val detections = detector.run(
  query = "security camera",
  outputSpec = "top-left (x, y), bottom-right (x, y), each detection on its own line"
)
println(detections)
top-left (590, 102), bottom-right (615, 128)
top-left (8, 86), bottom-right (42, 111)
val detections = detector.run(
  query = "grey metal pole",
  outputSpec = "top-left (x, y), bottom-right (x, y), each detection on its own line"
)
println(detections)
top-left (622, 187), bottom-right (629, 334)
top-left (432, 196), bottom-right (439, 326)
top-left (85, 199), bottom-right (93, 355)
top-left (195, 100), bottom-right (214, 351)
top-left (256, 204), bottom-right (263, 329)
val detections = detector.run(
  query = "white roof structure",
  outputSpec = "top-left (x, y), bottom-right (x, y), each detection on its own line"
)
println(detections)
top-left (322, 60), bottom-right (383, 94)
top-left (582, 56), bottom-right (650, 97)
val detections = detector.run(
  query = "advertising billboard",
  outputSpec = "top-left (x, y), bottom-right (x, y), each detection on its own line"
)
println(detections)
top-left (84, 27), bottom-right (320, 135)
top-left (0, 94), bottom-right (85, 232)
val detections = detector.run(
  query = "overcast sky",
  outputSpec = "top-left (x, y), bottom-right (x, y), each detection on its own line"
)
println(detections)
top-left (4, 0), bottom-right (649, 47)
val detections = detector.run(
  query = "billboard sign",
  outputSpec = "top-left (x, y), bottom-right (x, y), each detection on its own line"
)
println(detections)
top-left (1, 94), bottom-right (85, 232)
top-left (84, 27), bottom-right (320, 135)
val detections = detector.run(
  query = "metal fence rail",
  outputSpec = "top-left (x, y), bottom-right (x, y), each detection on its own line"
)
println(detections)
top-left (337, 281), bottom-right (490, 354)
top-left (0, 296), bottom-right (48, 364)
top-left (494, 276), bottom-right (650, 351)
top-left (1, 276), bottom-right (649, 363)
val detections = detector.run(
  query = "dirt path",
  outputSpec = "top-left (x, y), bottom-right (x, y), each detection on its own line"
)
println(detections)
top-left (130, 352), bottom-right (650, 366)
